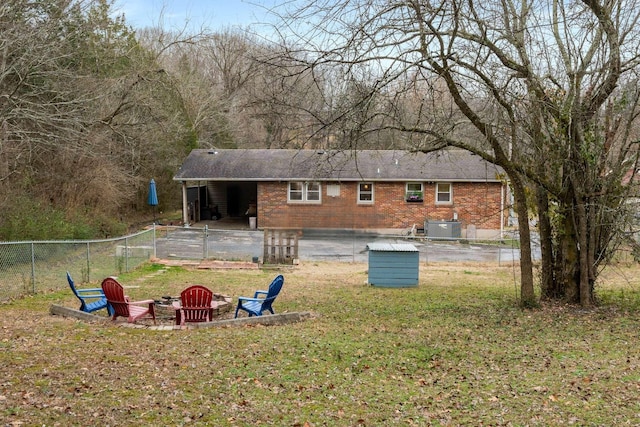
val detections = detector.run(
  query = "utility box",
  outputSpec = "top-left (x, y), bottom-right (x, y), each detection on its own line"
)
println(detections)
top-left (425, 220), bottom-right (462, 240)
top-left (367, 243), bottom-right (419, 287)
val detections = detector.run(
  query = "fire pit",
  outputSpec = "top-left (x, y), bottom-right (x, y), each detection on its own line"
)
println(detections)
top-left (154, 293), bottom-right (233, 322)
top-left (154, 296), bottom-right (180, 321)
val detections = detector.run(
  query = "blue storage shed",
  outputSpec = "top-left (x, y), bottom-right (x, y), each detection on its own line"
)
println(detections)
top-left (367, 243), bottom-right (419, 287)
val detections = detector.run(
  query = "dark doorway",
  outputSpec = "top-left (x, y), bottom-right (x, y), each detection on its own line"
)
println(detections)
top-left (227, 185), bottom-right (242, 217)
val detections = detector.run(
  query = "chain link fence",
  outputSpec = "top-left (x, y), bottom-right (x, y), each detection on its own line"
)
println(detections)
top-left (0, 229), bottom-right (155, 300)
top-left (1, 223), bottom-right (528, 300)
top-left (0, 225), bottom-right (268, 300)
top-left (153, 225), bottom-right (265, 261)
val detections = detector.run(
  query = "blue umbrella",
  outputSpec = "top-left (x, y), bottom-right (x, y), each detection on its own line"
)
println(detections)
top-left (148, 179), bottom-right (158, 223)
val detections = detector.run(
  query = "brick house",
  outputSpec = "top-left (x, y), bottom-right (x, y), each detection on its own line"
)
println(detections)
top-left (173, 149), bottom-right (508, 238)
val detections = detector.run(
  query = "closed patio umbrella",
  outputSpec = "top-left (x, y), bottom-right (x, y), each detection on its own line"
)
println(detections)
top-left (148, 179), bottom-right (158, 223)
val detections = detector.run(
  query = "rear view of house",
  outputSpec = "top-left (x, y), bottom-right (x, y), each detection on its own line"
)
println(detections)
top-left (173, 149), bottom-right (508, 238)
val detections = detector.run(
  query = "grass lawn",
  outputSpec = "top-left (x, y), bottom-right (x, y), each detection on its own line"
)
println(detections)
top-left (2, 261), bottom-right (640, 426)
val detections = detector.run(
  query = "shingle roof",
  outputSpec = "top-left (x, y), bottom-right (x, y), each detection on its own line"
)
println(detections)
top-left (173, 149), bottom-right (503, 182)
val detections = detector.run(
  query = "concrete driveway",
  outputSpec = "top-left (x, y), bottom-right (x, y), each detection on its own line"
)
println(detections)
top-left (296, 231), bottom-right (523, 264)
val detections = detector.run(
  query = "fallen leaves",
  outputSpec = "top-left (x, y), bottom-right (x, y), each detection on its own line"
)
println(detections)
top-left (0, 263), bottom-right (640, 425)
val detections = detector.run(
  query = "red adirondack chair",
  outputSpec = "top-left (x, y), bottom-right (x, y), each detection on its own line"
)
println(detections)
top-left (101, 277), bottom-right (156, 324)
top-left (173, 285), bottom-right (214, 326)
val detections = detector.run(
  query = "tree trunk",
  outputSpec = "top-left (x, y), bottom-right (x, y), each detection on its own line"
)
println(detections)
top-left (557, 188), bottom-right (581, 303)
top-left (536, 185), bottom-right (557, 299)
top-left (575, 199), bottom-right (592, 306)
top-left (511, 176), bottom-right (535, 306)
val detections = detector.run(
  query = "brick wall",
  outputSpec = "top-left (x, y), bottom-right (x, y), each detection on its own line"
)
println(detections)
top-left (257, 181), bottom-right (505, 231)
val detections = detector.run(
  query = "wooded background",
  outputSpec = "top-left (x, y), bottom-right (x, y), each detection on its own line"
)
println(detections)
top-left (0, 0), bottom-right (351, 240)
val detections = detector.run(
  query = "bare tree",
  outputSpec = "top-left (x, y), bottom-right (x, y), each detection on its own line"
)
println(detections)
top-left (0, 0), bottom-right (106, 218)
top-left (142, 26), bottom-right (332, 149)
top-left (273, 0), bottom-right (640, 306)
top-left (0, 0), bottom-right (197, 237)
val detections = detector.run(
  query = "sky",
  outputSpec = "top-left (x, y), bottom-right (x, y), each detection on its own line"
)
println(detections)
top-left (113, 0), bottom-right (285, 32)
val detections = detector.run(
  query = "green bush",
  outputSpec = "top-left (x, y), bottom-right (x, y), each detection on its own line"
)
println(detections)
top-left (0, 197), bottom-right (126, 241)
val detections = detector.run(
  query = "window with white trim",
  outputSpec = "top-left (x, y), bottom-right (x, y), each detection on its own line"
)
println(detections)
top-left (406, 182), bottom-right (423, 201)
top-left (358, 182), bottom-right (374, 203)
top-left (288, 181), bottom-right (321, 203)
top-left (436, 182), bottom-right (452, 203)
top-left (306, 182), bottom-right (320, 201)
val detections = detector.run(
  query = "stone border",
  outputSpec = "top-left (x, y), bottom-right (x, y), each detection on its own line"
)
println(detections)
top-left (50, 304), bottom-right (312, 330)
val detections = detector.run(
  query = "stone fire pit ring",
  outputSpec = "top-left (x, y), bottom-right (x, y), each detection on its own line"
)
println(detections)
top-left (153, 293), bottom-right (233, 322)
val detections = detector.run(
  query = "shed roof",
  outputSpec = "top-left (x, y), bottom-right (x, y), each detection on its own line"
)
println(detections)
top-left (367, 243), bottom-right (419, 252)
top-left (173, 149), bottom-right (503, 182)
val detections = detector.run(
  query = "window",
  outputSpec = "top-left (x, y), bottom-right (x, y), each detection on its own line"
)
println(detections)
top-left (358, 182), bottom-right (374, 203)
top-left (306, 182), bottom-right (320, 201)
top-left (436, 183), bottom-right (452, 203)
top-left (289, 182), bottom-right (303, 201)
top-left (406, 182), bottom-right (423, 201)
top-left (288, 182), bottom-right (321, 203)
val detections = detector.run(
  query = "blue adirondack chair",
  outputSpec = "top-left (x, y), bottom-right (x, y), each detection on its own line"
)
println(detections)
top-left (234, 275), bottom-right (284, 318)
top-left (67, 272), bottom-right (114, 315)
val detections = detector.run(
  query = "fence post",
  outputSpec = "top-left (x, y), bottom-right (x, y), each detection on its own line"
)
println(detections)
top-left (153, 223), bottom-right (157, 259)
top-left (31, 242), bottom-right (36, 293)
top-left (203, 225), bottom-right (209, 259)
top-left (125, 237), bottom-right (129, 272)
top-left (424, 238), bottom-right (429, 264)
top-left (86, 242), bottom-right (91, 282)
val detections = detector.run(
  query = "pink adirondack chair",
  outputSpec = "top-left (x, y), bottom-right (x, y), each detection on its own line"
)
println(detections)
top-left (173, 285), bottom-right (214, 326)
top-left (101, 277), bottom-right (156, 324)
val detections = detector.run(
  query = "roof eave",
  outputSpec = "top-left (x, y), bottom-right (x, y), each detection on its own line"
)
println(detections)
top-left (173, 177), bottom-right (504, 183)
